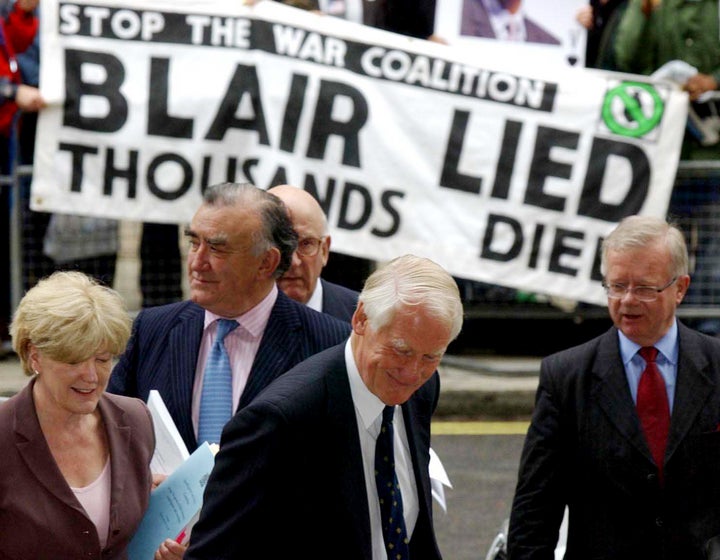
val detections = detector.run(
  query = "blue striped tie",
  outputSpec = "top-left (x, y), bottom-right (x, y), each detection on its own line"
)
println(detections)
top-left (375, 405), bottom-right (410, 559)
top-left (198, 319), bottom-right (238, 445)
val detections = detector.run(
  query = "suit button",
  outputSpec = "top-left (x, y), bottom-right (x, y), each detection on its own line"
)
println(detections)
top-left (647, 473), bottom-right (657, 484)
top-left (656, 517), bottom-right (664, 527)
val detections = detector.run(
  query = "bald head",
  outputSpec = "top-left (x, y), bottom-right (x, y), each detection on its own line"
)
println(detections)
top-left (268, 185), bottom-right (331, 304)
top-left (268, 185), bottom-right (328, 234)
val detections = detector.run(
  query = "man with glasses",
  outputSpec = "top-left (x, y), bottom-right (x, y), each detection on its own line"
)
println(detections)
top-left (269, 184), bottom-right (359, 322)
top-left (508, 215), bottom-right (720, 560)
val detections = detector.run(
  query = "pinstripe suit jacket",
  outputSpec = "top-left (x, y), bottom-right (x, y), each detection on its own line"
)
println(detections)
top-left (108, 291), bottom-right (351, 451)
top-left (186, 343), bottom-right (442, 560)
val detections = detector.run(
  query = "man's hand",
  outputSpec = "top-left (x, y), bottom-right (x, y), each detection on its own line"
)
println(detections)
top-left (151, 472), bottom-right (167, 490)
top-left (576, 5), bottom-right (593, 29)
top-left (15, 0), bottom-right (39, 12)
top-left (685, 73), bottom-right (718, 101)
top-left (641, 0), bottom-right (661, 17)
top-left (154, 538), bottom-right (187, 560)
top-left (15, 84), bottom-right (45, 112)
top-left (427, 34), bottom-right (448, 44)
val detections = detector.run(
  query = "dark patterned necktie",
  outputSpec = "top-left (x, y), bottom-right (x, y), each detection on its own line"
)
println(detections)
top-left (375, 405), bottom-right (410, 560)
top-left (637, 346), bottom-right (670, 481)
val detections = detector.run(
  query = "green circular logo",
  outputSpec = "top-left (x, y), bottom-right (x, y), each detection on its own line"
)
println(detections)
top-left (602, 81), bottom-right (664, 138)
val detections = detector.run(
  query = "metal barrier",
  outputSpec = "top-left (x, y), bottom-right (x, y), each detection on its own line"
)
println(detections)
top-left (3, 162), bottom-right (32, 313)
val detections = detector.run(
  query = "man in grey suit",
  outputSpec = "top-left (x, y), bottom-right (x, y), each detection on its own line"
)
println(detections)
top-left (269, 184), bottom-right (359, 323)
top-left (508, 215), bottom-right (720, 559)
top-left (186, 255), bottom-right (463, 559)
top-left (108, 183), bottom-right (350, 452)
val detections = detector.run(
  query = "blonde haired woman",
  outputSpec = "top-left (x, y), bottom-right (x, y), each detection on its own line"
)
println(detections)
top-left (0, 271), bottom-right (183, 559)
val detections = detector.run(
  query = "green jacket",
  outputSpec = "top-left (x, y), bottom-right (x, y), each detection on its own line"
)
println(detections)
top-left (615, 0), bottom-right (720, 85)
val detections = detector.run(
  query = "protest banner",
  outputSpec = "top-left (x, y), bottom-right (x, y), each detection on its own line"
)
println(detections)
top-left (32, 0), bottom-right (688, 305)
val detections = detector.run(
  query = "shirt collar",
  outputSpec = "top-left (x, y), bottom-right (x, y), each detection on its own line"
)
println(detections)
top-left (618, 319), bottom-right (679, 366)
top-left (305, 278), bottom-right (323, 313)
top-left (203, 284), bottom-right (279, 339)
top-left (345, 338), bottom-right (386, 431)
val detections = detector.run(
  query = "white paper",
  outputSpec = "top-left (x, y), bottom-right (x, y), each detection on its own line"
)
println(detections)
top-left (429, 447), bottom-right (453, 513)
top-left (147, 390), bottom-right (189, 475)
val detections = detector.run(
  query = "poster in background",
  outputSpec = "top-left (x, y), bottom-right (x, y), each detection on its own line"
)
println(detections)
top-left (435, 0), bottom-right (588, 67)
top-left (32, 0), bottom-right (688, 305)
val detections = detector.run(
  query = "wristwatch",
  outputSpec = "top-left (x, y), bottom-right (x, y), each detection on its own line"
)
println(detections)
top-left (0, 81), bottom-right (18, 102)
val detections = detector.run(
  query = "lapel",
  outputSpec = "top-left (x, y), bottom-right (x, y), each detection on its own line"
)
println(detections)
top-left (325, 349), bottom-right (373, 557)
top-left (98, 396), bottom-right (133, 548)
top-left (665, 323), bottom-right (714, 463)
top-left (320, 279), bottom-right (335, 317)
top-left (239, 292), bottom-right (303, 408)
top-left (166, 303), bottom-right (204, 450)
top-left (13, 381), bottom-right (89, 521)
top-left (592, 328), bottom-right (653, 463)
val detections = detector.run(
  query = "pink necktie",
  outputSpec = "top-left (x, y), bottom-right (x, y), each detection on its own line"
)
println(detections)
top-left (637, 347), bottom-right (670, 481)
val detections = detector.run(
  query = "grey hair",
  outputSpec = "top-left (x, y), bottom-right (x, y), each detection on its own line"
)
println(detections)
top-left (359, 254), bottom-right (463, 340)
top-left (202, 182), bottom-right (298, 278)
top-left (601, 215), bottom-right (688, 278)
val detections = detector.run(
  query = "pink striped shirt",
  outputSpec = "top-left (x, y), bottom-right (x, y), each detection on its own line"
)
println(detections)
top-left (191, 285), bottom-right (278, 438)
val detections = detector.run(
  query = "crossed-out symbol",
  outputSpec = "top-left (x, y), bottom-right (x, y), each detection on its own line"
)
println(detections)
top-left (602, 81), bottom-right (664, 138)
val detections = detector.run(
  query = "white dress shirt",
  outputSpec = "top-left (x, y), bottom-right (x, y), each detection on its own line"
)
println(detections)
top-left (305, 277), bottom-right (324, 313)
top-left (344, 340), bottom-right (419, 559)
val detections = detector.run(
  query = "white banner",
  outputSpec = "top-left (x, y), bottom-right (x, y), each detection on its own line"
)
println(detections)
top-left (32, 0), bottom-right (688, 305)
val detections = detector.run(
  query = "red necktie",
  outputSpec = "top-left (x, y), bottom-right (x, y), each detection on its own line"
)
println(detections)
top-left (637, 347), bottom-right (670, 481)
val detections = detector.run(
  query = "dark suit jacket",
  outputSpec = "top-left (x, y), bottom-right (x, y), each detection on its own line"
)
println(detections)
top-left (186, 343), bottom-right (442, 560)
top-left (320, 278), bottom-right (358, 322)
top-left (108, 291), bottom-right (351, 451)
top-left (508, 322), bottom-right (720, 560)
top-left (0, 380), bottom-right (154, 560)
top-left (460, 0), bottom-right (560, 45)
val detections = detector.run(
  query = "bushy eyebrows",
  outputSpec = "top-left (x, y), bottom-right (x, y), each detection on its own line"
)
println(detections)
top-left (390, 338), bottom-right (444, 358)
top-left (184, 228), bottom-right (229, 245)
top-left (390, 338), bottom-right (410, 352)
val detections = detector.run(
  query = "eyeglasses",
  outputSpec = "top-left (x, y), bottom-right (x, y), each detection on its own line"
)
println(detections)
top-left (602, 276), bottom-right (678, 302)
top-left (296, 237), bottom-right (326, 257)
